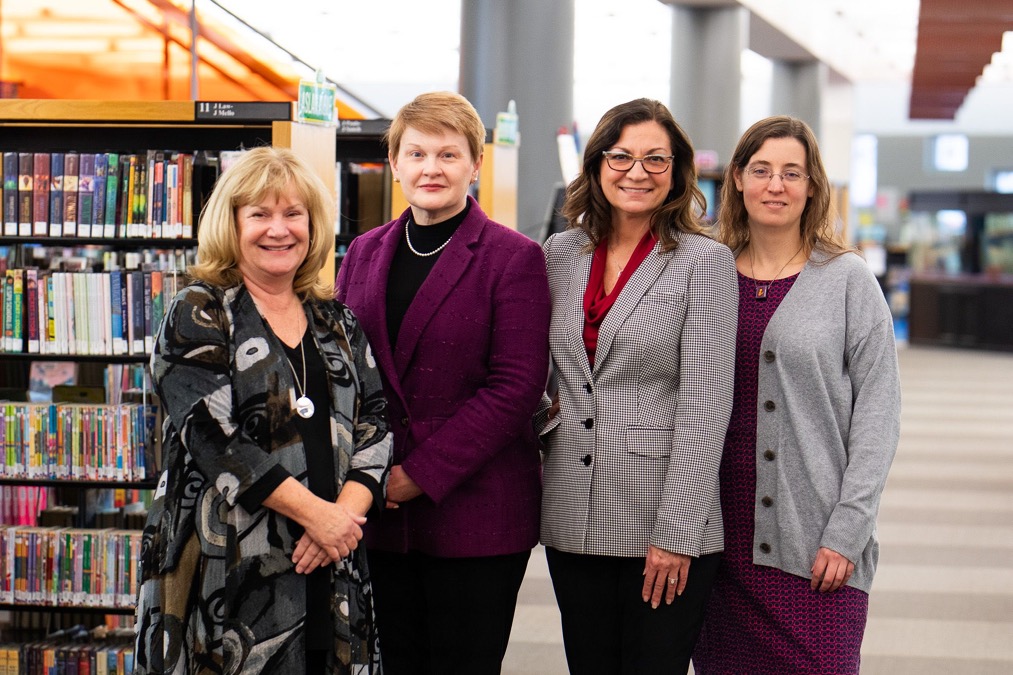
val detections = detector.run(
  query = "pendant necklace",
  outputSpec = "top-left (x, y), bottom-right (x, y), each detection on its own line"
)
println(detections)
top-left (285, 338), bottom-right (315, 419)
top-left (748, 244), bottom-right (803, 301)
top-left (405, 215), bottom-right (454, 257)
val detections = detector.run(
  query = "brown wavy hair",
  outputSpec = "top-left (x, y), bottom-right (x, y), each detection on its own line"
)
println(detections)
top-left (561, 98), bottom-right (707, 251)
top-left (719, 115), bottom-right (850, 257)
top-left (189, 146), bottom-right (335, 300)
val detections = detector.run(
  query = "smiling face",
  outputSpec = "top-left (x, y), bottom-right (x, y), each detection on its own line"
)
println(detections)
top-left (733, 136), bottom-right (813, 234)
top-left (390, 125), bottom-right (482, 225)
top-left (599, 120), bottom-right (674, 229)
top-left (236, 183), bottom-right (310, 290)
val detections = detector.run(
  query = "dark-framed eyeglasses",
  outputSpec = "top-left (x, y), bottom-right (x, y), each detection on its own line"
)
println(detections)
top-left (602, 151), bottom-right (674, 174)
top-left (744, 166), bottom-right (809, 184)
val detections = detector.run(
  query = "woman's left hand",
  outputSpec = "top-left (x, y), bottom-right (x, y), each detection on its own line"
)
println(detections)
top-left (642, 544), bottom-right (692, 608)
top-left (385, 464), bottom-right (424, 508)
top-left (810, 546), bottom-right (855, 592)
top-left (292, 534), bottom-right (333, 574)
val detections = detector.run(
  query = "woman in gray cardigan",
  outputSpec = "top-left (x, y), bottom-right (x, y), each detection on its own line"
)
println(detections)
top-left (693, 116), bottom-right (900, 674)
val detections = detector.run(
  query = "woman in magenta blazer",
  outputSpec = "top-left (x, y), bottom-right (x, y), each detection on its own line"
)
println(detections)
top-left (335, 91), bottom-right (551, 675)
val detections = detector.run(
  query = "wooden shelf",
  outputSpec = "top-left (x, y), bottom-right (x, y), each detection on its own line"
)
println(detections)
top-left (0, 100), bottom-right (195, 123)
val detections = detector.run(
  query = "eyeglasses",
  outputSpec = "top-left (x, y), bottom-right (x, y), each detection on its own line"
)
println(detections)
top-left (744, 166), bottom-right (809, 184)
top-left (602, 151), bottom-right (674, 174)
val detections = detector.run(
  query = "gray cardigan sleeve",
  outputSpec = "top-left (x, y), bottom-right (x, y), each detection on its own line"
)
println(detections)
top-left (818, 264), bottom-right (901, 562)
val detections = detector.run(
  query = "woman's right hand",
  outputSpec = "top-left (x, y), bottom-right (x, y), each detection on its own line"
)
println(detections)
top-left (302, 500), bottom-right (367, 562)
top-left (547, 394), bottom-right (560, 421)
top-left (292, 534), bottom-right (332, 574)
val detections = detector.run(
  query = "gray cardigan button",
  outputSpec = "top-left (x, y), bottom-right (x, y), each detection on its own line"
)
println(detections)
top-left (761, 496), bottom-right (774, 507)
top-left (763, 350), bottom-right (775, 363)
top-left (763, 449), bottom-right (776, 461)
top-left (764, 400), bottom-right (776, 412)
top-left (759, 542), bottom-right (771, 554)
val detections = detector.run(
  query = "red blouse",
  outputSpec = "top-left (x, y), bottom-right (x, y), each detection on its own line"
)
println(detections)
top-left (582, 230), bottom-right (658, 367)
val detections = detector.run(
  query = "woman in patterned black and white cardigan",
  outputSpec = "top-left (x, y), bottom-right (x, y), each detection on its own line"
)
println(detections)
top-left (134, 147), bottom-right (391, 674)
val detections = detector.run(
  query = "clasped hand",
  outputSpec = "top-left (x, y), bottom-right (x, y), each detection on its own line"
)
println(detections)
top-left (291, 500), bottom-right (366, 574)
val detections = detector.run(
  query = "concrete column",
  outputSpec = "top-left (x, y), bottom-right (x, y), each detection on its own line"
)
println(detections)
top-left (771, 60), bottom-right (826, 138)
top-left (460, 0), bottom-right (575, 240)
top-left (668, 4), bottom-right (747, 164)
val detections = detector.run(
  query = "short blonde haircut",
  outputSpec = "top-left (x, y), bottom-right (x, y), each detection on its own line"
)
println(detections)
top-left (189, 146), bottom-right (335, 300)
top-left (385, 91), bottom-right (486, 162)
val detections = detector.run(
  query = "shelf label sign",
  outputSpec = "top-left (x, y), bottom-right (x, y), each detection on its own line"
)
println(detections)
top-left (297, 78), bottom-right (338, 126)
top-left (194, 101), bottom-right (292, 122)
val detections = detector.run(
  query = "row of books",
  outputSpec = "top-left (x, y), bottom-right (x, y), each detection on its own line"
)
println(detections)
top-left (0, 526), bottom-right (142, 608)
top-left (0, 487), bottom-right (49, 527)
top-left (0, 637), bottom-right (135, 675)
top-left (1, 403), bottom-right (155, 482)
top-left (2, 149), bottom-right (202, 240)
top-left (1, 268), bottom-right (185, 356)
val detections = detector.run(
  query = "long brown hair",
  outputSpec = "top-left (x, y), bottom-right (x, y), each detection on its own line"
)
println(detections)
top-left (562, 98), bottom-right (707, 251)
top-left (719, 115), bottom-right (850, 257)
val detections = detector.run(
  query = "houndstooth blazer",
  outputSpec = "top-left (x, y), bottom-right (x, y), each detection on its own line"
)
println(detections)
top-left (538, 228), bottom-right (737, 558)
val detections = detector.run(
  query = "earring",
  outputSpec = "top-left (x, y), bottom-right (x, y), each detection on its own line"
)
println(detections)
top-left (394, 176), bottom-right (400, 183)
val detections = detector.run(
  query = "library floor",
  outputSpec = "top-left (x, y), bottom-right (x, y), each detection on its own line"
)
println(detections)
top-left (501, 345), bottom-right (1013, 674)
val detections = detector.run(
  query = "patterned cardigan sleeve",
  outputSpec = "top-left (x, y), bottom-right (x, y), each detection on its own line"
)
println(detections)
top-left (332, 301), bottom-right (392, 492)
top-left (152, 284), bottom-right (286, 506)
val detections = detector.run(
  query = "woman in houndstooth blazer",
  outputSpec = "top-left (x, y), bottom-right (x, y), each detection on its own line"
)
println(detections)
top-left (536, 99), bottom-right (738, 673)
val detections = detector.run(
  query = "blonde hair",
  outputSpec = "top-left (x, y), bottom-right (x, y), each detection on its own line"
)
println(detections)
top-left (189, 146), bottom-right (335, 300)
top-left (385, 91), bottom-right (486, 162)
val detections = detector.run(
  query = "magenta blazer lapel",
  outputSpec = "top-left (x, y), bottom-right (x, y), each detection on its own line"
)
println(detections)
top-left (392, 200), bottom-right (483, 380)
top-left (339, 215), bottom-right (406, 408)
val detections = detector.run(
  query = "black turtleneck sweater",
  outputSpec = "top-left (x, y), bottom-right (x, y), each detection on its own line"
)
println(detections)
top-left (386, 201), bottom-right (470, 345)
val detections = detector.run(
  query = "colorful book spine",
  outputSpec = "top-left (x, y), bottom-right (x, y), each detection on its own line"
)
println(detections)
top-left (109, 271), bottom-right (125, 356)
top-left (93, 153), bottom-right (108, 235)
top-left (77, 153), bottom-right (96, 238)
top-left (103, 153), bottom-right (119, 239)
top-left (32, 152), bottom-right (50, 237)
top-left (63, 152), bottom-right (80, 237)
top-left (49, 152), bottom-right (65, 237)
top-left (117, 155), bottom-right (131, 238)
top-left (17, 152), bottom-right (33, 237)
top-left (2, 152), bottom-right (17, 236)
top-left (1, 272), bottom-right (12, 352)
top-left (25, 269), bottom-right (39, 354)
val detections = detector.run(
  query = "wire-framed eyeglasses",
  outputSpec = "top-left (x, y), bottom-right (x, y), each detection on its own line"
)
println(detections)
top-left (602, 151), bottom-right (674, 174)
top-left (744, 166), bottom-right (810, 184)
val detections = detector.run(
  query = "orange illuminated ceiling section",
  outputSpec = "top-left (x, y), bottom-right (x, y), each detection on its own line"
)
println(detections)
top-left (909, 0), bottom-right (1013, 119)
top-left (0, 0), bottom-right (370, 119)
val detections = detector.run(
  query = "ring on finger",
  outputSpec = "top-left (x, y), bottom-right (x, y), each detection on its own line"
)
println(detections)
top-left (667, 577), bottom-right (676, 585)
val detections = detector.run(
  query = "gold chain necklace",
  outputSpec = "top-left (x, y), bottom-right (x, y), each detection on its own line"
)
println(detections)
top-left (748, 244), bottom-right (803, 301)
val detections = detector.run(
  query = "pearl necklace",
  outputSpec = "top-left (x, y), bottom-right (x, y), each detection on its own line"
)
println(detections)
top-left (404, 215), bottom-right (454, 257)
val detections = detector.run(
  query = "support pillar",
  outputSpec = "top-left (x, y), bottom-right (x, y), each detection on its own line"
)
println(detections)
top-left (770, 60), bottom-right (826, 138)
top-left (667, 3), bottom-right (747, 164)
top-left (460, 0), bottom-right (575, 240)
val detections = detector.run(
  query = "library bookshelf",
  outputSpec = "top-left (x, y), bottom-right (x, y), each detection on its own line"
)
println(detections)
top-left (0, 100), bottom-right (336, 654)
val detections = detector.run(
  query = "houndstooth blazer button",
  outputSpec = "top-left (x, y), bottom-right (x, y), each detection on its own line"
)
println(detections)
top-left (583, 418), bottom-right (594, 429)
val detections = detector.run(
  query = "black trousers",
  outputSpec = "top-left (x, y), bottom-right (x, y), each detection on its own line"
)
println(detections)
top-left (368, 548), bottom-right (530, 675)
top-left (545, 547), bottom-right (721, 675)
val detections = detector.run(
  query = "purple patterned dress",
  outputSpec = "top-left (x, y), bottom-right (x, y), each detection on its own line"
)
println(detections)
top-left (693, 271), bottom-right (868, 675)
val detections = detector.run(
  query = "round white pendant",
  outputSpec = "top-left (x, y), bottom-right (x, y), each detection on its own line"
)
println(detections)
top-left (295, 395), bottom-right (315, 419)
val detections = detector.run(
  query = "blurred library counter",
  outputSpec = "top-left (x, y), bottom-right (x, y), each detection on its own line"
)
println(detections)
top-left (901, 191), bottom-right (1013, 352)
